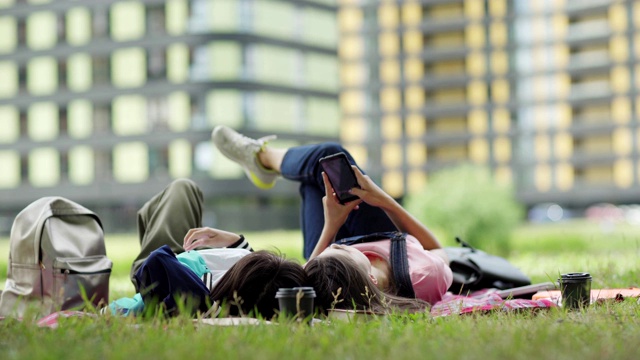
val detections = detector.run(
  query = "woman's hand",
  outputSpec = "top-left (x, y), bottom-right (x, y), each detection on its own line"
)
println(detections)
top-left (309, 172), bottom-right (362, 260)
top-left (321, 171), bottom-right (361, 230)
top-left (349, 167), bottom-right (394, 209)
top-left (183, 227), bottom-right (243, 251)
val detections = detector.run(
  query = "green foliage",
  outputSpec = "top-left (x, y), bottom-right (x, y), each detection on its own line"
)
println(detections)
top-left (404, 164), bottom-right (524, 255)
top-left (1, 301), bottom-right (640, 360)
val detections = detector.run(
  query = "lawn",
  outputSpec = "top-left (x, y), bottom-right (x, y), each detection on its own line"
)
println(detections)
top-left (1, 220), bottom-right (639, 359)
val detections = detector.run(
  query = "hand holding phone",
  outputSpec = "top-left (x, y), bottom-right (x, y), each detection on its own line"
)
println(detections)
top-left (319, 152), bottom-right (361, 204)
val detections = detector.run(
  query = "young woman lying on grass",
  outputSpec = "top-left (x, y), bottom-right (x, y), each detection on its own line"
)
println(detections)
top-left (212, 126), bottom-right (453, 314)
top-left (105, 179), bottom-right (307, 318)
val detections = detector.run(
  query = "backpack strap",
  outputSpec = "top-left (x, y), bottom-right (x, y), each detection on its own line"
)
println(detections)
top-left (335, 231), bottom-right (416, 298)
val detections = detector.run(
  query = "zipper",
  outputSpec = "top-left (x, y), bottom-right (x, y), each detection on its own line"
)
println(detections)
top-left (59, 268), bottom-right (112, 275)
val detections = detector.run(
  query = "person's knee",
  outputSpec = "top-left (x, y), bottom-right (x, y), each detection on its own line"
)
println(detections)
top-left (168, 178), bottom-right (199, 194)
top-left (318, 142), bottom-right (347, 157)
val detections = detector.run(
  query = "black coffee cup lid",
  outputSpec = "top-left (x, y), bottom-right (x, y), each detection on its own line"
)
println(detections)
top-left (276, 287), bottom-right (316, 298)
top-left (560, 272), bottom-right (591, 280)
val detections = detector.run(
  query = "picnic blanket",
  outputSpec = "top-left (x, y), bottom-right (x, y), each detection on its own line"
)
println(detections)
top-left (532, 287), bottom-right (640, 305)
top-left (36, 289), bottom-right (559, 327)
top-left (430, 290), bottom-right (556, 317)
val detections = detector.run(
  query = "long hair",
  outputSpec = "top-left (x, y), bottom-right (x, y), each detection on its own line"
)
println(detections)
top-left (209, 251), bottom-right (307, 319)
top-left (305, 254), bottom-right (429, 315)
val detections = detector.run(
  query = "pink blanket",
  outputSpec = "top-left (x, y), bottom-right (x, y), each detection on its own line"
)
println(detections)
top-left (36, 290), bottom-right (557, 327)
top-left (431, 290), bottom-right (556, 317)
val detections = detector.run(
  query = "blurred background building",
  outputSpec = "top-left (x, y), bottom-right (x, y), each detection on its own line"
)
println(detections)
top-left (0, 0), bottom-right (339, 232)
top-left (1, 0), bottom-right (639, 233)
top-left (338, 0), bottom-right (640, 216)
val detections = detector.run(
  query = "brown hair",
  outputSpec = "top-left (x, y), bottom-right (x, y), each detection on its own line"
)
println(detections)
top-left (305, 254), bottom-right (429, 315)
top-left (209, 250), bottom-right (307, 319)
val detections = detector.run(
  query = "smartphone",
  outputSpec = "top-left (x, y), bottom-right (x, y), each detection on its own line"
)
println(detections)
top-left (319, 152), bottom-right (360, 204)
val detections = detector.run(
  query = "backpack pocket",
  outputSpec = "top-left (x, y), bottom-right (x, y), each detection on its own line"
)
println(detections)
top-left (53, 255), bottom-right (112, 311)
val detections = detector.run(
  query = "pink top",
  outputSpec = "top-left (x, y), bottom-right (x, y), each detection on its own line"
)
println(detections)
top-left (351, 235), bottom-right (452, 305)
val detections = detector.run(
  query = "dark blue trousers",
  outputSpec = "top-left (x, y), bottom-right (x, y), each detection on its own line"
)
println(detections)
top-left (134, 245), bottom-right (209, 316)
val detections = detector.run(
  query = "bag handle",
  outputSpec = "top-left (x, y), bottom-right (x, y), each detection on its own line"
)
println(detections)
top-left (455, 236), bottom-right (476, 251)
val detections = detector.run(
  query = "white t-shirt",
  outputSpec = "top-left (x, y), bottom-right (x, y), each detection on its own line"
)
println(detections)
top-left (197, 248), bottom-right (251, 289)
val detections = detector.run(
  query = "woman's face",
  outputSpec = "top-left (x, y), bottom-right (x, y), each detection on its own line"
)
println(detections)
top-left (318, 244), bottom-right (371, 275)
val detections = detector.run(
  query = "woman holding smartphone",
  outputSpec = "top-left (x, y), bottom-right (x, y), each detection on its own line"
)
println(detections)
top-left (212, 126), bottom-right (452, 314)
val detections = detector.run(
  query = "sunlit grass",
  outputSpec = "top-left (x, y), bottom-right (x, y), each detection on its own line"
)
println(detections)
top-left (2, 221), bottom-right (640, 360)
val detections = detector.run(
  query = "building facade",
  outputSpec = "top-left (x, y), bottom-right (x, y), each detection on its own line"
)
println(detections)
top-left (3, 0), bottom-right (640, 234)
top-left (337, 0), bottom-right (640, 209)
top-left (0, 0), bottom-right (340, 232)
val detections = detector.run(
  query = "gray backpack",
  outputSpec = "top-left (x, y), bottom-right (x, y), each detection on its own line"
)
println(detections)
top-left (0, 197), bottom-right (112, 318)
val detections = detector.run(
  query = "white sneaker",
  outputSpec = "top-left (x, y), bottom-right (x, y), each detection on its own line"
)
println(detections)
top-left (211, 125), bottom-right (279, 189)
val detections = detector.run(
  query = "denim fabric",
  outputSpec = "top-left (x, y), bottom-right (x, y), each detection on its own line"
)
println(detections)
top-left (280, 143), bottom-right (397, 258)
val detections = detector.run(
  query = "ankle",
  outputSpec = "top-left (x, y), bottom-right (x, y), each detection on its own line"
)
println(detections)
top-left (257, 151), bottom-right (274, 171)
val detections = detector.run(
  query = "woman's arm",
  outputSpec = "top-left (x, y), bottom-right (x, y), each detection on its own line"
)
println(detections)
top-left (183, 228), bottom-right (244, 251)
top-left (349, 167), bottom-right (442, 251)
top-left (308, 172), bottom-right (362, 260)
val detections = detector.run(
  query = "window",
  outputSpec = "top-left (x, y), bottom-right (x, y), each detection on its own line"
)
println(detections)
top-left (169, 139), bottom-right (191, 178)
top-left (26, 11), bottom-right (57, 49)
top-left (0, 151), bottom-right (21, 188)
top-left (67, 53), bottom-right (92, 92)
top-left (66, 7), bottom-right (91, 45)
top-left (254, 92), bottom-right (297, 131)
top-left (110, 1), bottom-right (145, 41)
top-left (113, 142), bottom-right (149, 183)
top-left (0, 17), bottom-right (16, 53)
top-left (29, 148), bottom-right (60, 187)
top-left (111, 47), bottom-right (146, 88)
top-left (0, 106), bottom-right (18, 143)
top-left (0, 61), bottom-right (18, 98)
top-left (305, 53), bottom-right (338, 91)
top-left (27, 56), bottom-right (58, 95)
top-left (166, 0), bottom-right (188, 35)
top-left (209, 42), bottom-right (242, 80)
top-left (69, 146), bottom-right (94, 185)
top-left (28, 102), bottom-right (59, 141)
top-left (254, 1), bottom-right (294, 38)
top-left (304, 8), bottom-right (337, 47)
top-left (112, 95), bottom-right (147, 135)
top-left (206, 90), bottom-right (242, 127)
top-left (251, 45), bottom-right (296, 85)
top-left (68, 100), bottom-right (93, 138)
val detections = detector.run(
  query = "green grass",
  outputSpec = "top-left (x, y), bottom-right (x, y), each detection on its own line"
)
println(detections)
top-left (1, 220), bottom-right (640, 359)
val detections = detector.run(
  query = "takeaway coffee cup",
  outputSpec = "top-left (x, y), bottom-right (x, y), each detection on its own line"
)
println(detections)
top-left (276, 287), bottom-right (316, 321)
top-left (559, 272), bottom-right (592, 309)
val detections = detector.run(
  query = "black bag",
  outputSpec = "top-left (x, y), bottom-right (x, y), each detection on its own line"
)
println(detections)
top-left (445, 237), bottom-right (531, 294)
top-left (335, 231), bottom-right (415, 298)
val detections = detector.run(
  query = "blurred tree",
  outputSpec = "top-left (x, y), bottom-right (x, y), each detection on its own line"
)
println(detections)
top-left (404, 164), bottom-right (524, 256)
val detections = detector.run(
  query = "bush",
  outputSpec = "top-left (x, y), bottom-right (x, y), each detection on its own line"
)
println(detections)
top-left (404, 164), bottom-right (524, 256)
